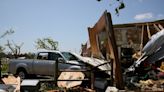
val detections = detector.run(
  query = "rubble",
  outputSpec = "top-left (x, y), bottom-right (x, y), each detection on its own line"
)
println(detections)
top-left (46, 86), bottom-right (95, 92)
top-left (1, 11), bottom-right (163, 92)
top-left (81, 11), bottom-right (164, 91)
top-left (139, 79), bottom-right (164, 91)
top-left (1, 75), bottom-right (20, 92)
top-left (124, 29), bottom-right (164, 91)
top-left (105, 86), bottom-right (118, 92)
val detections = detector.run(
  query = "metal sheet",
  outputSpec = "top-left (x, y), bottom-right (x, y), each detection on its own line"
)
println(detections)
top-left (72, 52), bottom-right (111, 75)
top-left (143, 29), bottom-right (164, 55)
top-left (145, 44), bottom-right (164, 63)
top-left (21, 80), bottom-right (39, 86)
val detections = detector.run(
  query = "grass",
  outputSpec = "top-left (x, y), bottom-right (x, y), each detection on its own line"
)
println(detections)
top-left (0, 64), bottom-right (9, 78)
top-left (1, 64), bottom-right (8, 73)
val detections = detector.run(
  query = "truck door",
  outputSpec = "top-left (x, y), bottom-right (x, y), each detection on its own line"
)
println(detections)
top-left (48, 52), bottom-right (67, 74)
top-left (33, 52), bottom-right (53, 75)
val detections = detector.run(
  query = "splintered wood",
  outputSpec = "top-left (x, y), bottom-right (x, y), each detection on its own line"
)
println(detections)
top-left (57, 72), bottom-right (85, 88)
top-left (2, 75), bottom-right (21, 92)
top-left (2, 76), bottom-right (20, 85)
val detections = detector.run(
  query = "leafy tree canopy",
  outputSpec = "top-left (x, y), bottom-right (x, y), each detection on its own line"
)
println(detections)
top-left (35, 37), bottom-right (58, 50)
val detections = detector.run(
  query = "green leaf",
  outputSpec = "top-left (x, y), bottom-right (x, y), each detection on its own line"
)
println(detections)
top-left (35, 37), bottom-right (58, 50)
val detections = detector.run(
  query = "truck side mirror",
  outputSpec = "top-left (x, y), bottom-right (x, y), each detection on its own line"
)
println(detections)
top-left (58, 58), bottom-right (65, 63)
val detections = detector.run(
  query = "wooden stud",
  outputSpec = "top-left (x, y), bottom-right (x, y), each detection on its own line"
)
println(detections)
top-left (140, 25), bottom-right (144, 52)
top-left (146, 23), bottom-right (151, 39)
top-left (158, 23), bottom-right (164, 30)
top-left (153, 24), bottom-right (161, 32)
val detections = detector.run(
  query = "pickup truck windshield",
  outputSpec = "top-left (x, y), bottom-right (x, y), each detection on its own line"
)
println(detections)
top-left (61, 52), bottom-right (78, 61)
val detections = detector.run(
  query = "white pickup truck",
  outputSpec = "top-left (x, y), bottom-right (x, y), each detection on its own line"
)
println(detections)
top-left (8, 50), bottom-right (87, 79)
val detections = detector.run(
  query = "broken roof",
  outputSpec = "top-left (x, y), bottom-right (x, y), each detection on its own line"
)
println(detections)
top-left (113, 19), bottom-right (164, 28)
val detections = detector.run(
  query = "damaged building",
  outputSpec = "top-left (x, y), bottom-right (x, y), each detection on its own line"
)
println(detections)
top-left (81, 13), bottom-right (164, 69)
top-left (81, 11), bottom-right (164, 90)
top-left (114, 19), bottom-right (164, 68)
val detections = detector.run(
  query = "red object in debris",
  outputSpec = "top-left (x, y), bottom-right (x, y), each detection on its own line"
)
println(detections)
top-left (157, 72), bottom-right (164, 79)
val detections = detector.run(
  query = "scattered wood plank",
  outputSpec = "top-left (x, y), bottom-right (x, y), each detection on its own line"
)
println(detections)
top-left (2, 75), bottom-right (20, 92)
top-left (57, 72), bottom-right (85, 88)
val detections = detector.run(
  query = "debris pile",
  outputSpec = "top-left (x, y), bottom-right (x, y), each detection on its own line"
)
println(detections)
top-left (57, 72), bottom-right (85, 88)
top-left (125, 29), bottom-right (164, 91)
top-left (0, 75), bottom-right (20, 92)
top-left (139, 79), bottom-right (164, 91)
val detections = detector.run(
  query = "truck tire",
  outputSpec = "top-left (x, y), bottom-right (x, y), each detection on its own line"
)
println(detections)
top-left (16, 68), bottom-right (27, 79)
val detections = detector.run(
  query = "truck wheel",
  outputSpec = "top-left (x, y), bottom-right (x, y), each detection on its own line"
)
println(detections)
top-left (17, 69), bottom-right (27, 79)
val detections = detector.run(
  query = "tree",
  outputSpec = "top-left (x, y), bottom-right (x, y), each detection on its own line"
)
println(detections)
top-left (0, 29), bottom-right (14, 39)
top-left (0, 29), bottom-right (14, 78)
top-left (24, 52), bottom-right (35, 59)
top-left (35, 37), bottom-right (58, 50)
top-left (0, 46), bottom-right (5, 53)
top-left (0, 28), bottom-right (15, 53)
top-left (0, 46), bottom-right (5, 59)
top-left (0, 29), bottom-right (24, 58)
top-left (0, 28), bottom-right (15, 58)
top-left (97, 0), bottom-right (125, 15)
top-left (5, 40), bottom-right (24, 58)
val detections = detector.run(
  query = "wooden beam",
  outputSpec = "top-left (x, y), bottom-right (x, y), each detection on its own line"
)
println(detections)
top-left (158, 23), bottom-right (164, 30)
top-left (106, 12), bottom-right (124, 89)
top-left (140, 25), bottom-right (144, 52)
top-left (153, 24), bottom-right (161, 32)
top-left (87, 11), bottom-right (124, 89)
top-left (146, 23), bottom-right (151, 39)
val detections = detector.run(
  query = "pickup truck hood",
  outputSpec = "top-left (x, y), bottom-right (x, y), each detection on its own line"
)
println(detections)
top-left (70, 53), bottom-right (111, 75)
top-left (82, 57), bottom-right (111, 75)
top-left (67, 60), bottom-right (84, 65)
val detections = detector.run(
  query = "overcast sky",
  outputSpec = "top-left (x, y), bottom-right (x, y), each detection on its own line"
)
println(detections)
top-left (0, 0), bottom-right (164, 53)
